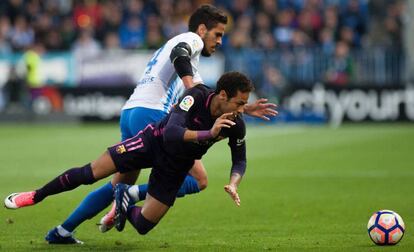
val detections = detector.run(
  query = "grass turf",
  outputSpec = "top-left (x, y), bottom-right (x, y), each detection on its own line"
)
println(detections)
top-left (0, 123), bottom-right (413, 251)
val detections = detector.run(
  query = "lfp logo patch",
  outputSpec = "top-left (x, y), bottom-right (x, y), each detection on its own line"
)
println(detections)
top-left (192, 39), bottom-right (201, 51)
top-left (179, 95), bottom-right (194, 111)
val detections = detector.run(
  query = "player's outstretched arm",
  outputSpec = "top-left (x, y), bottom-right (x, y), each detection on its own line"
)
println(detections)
top-left (244, 98), bottom-right (278, 120)
top-left (182, 112), bottom-right (236, 142)
top-left (224, 173), bottom-right (242, 206)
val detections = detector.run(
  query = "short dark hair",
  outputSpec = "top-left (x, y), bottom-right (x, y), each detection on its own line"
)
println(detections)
top-left (188, 5), bottom-right (228, 32)
top-left (215, 72), bottom-right (254, 98)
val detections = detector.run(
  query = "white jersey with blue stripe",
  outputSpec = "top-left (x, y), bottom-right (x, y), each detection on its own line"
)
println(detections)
top-left (123, 32), bottom-right (204, 113)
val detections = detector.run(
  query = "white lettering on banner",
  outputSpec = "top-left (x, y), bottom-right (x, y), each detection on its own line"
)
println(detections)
top-left (285, 84), bottom-right (414, 125)
top-left (64, 93), bottom-right (127, 120)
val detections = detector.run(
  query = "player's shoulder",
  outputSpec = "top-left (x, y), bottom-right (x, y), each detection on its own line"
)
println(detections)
top-left (183, 84), bottom-right (211, 96)
top-left (178, 84), bottom-right (211, 112)
top-left (173, 32), bottom-right (203, 53)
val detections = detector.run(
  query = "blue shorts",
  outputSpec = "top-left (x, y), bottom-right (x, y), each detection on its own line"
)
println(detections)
top-left (120, 107), bottom-right (167, 140)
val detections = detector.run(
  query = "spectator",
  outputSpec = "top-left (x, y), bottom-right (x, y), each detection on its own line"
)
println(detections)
top-left (4, 0), bottom-right (25, 24)
top-left (325, 41), bottom-right (354, 85)
top-left (21, 41), bottom-right (45, 91)
top-left (0, 0), bottom-right (407, 88)
top-left (273, 8), bottom-right (295, 46)
top-left (3, 64), bottom-right (27, 113)
top-left (143, 15), bottom-right (164, 50)
top-left (255, 31), bottom-right (276, 51)
top-left (0, 15), bottom-right (11, 38)
top-left (0, 31), bottom-right (12, 56)
top-left (296, 2), bottom-right (323, 41)
top-left (260, 64), bottom-right (287, 103)
top-left (383, 1), bottom-right (405, 49)
top-left (72, 28), bottom-right (101, 60)
top-left (291, 30), bottom-right (314, 83)
top-left (339, 26), bottom-right (359, 48)
top-left (324, 5), bottom-right (339, 32)
top-left (319, 28), bottom-right (335, 55)
top-left (73, 0), bottom-right (102, 30)
top-left (339, 0), bottom-right (367, 43)
top-left (8, 15), bottom-right (34, 51)
top-left (119, 16), bottom-right (145, 49)
top-left (254, 11), bottom-right (272, 35)
top-left (259, 0), bottom-right (278, 17)
top-left (103, 31), bottom-right (121, 53)
top-left (97, 1), bottom-right (122, 41)
top-left (44, 29), bottom-right (64, 51)
top-left (122, 0), bottom-right (145, 22)
top-left (229, 0), bottom-right (253, 21)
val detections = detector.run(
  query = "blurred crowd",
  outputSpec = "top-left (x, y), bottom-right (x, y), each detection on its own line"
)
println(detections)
top-left (0, 0), bottom-right (407, 105)
top-left (0, 0), bottom-right (406, 54)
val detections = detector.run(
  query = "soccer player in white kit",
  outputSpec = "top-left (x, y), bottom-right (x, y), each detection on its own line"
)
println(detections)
top-left (5, 5), bottom-right (277, 244)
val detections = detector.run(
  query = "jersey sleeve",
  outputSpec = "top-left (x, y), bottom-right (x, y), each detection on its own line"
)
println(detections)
top-left (228, 117), bottom-right (247, 176)
top-left (163, 87), bottom-right (204, 142)
top-left (184, 32), bottom-right (204, 58)
top-left (192, 71), bottom-right (203, 84)
top-left (185, 33), bottom-right (203, 84)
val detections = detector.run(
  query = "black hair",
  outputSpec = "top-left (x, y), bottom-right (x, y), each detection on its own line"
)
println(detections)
top-left (215, 72), bottom-right (254, 98)
top-left (188, 4), bottom-right (228, 32)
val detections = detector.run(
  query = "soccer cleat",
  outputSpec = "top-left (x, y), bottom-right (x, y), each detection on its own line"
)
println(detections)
top-left (4, 191), bottom-right (36, 209)
top-left (45, 227), bottom-right (83, 244)
top-left (114, 183), bottom-right (131, 232)
top-left (98, 202), bottom-right (116, 233)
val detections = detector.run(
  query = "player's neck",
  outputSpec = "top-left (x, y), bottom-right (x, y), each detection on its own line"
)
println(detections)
top-left (209, 95), bottom-right (222, 118)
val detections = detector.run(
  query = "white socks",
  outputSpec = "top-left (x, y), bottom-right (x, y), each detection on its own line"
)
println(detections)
top-left (127, 185), bottom-right (140, 203)
top-left (56, 225), bottom-right (72, 237)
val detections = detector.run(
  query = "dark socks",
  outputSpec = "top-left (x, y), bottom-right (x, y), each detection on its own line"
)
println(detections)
top-left (34, 164), bottom-right (96, 203)
top-left (127, 206), bottom-right (157, 235)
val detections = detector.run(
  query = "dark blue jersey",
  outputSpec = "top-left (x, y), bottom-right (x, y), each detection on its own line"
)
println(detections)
top-left (154, 84), bottom-right (247, 175)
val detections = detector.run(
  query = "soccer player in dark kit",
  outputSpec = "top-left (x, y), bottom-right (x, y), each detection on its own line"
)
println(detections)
top-left (5, 71), bottom-right (253, 234)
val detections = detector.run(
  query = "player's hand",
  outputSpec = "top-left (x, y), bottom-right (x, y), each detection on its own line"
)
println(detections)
top-left (224, 184), bottom-right (240, 206)
top-left (244, 98), bottom-right (278, 121)
top-left (210, 113), bottom-right (236, 137)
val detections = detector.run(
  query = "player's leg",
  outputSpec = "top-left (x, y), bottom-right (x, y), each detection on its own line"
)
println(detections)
top-left (115, 182), bottom-right (170, 234)
top-left (182, 159), bottom-right (208, 193)
top-left (110, 106), bottom-right (167, 202)
top-left (98, 159), bottom-right (207, 232)
top-left (114, 185), bottom-right (171, 235)
top-left (97, 108), bottom-right (168, 231)
top-left (48, 108), bottom-right (143, 238)
top-left (45, 125), bottom-right (150, 243)
top-left (123, 159), bottom-right (207, 203)
top-left (114, 161), bottom-right (191, 234)
top-left (96, 171), bottom-right (139, 232)
top-left (4, 150), bottom-right (117, 209)
top-left (59, 171), bottom-right (139, 233)
top-left (126, 193), bottom-right (170, 235)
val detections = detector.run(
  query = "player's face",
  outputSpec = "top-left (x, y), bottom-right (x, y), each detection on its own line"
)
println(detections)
top-left (221, 90), bottom-right (249, 117)
top-left (201, 23), bottom-right (225, 57)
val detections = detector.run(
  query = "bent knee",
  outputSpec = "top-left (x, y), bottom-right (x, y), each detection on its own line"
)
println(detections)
top-left (134, 212), bottom-right (157, 235)
top-left (136, 228), bottom-right (150, 235)
top-left (197, 178), bottom-right (208, 191)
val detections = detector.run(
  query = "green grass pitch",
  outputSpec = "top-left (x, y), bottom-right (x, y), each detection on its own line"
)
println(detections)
top-left (0, 123), bottom-right (413, 251)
